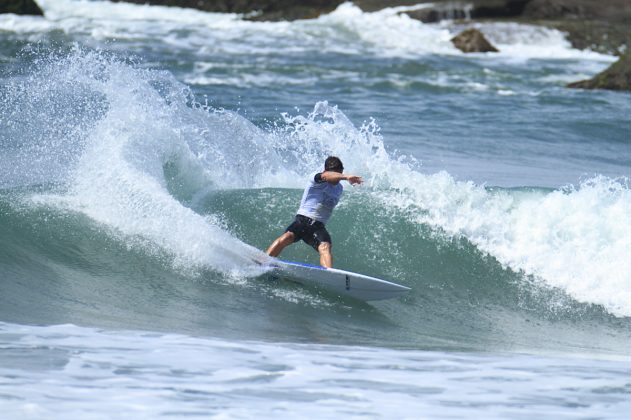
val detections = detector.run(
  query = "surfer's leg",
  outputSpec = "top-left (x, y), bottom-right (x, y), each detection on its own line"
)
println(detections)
top-left (317, 242), bottom-right (333, 268)
top-left (266, 232), bottom-right (295, 257)
top-left (267, 216), bottom-right (307, 257)
top-left (307, 225), bottom-right (333, 268)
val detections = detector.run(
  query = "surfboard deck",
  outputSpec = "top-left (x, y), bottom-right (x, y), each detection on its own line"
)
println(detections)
top-left (265, 260), bottom-right (410, 301)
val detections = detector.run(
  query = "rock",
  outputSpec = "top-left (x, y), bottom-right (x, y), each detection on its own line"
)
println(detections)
top-left (359, 0), bottom-right (631, 22)
top-left (567, 53), bottom-right (631, 91)
top-left (451, 28), bottom-right (499, 53)
top-left (522, 0), bottom-right (631, 23)
top-left (111, 1), bottom-right (344, 21)
top-left (0, 0), bottom-right (44, 15)
top-left (542, 20), bottom-right (630, 56)
top-left (513, 0), bottom-right (631, 56)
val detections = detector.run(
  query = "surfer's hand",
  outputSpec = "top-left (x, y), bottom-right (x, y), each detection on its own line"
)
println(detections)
top-left (346, 175), bottom-right (363, 185)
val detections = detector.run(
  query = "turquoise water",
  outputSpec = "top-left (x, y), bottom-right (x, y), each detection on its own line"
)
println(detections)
top-left (2, 1), bottom-right (631, 417)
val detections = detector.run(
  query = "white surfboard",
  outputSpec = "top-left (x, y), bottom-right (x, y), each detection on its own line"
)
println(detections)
top-left (266, 260), bottom-right (410, 301)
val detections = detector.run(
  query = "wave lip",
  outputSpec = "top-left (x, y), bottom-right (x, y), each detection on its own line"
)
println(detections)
top-left (406, 174), bottom-right (631, 317)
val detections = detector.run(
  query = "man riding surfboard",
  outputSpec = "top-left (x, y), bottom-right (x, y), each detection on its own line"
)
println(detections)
top-left (265, 156), bottom-right (363, 268)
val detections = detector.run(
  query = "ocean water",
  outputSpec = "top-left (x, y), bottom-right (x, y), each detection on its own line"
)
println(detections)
top-left (1, 0), bottom-right (631, 418)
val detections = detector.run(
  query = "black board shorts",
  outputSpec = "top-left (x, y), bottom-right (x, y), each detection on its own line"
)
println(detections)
top-left (285, 214), bottom-right (332, 251)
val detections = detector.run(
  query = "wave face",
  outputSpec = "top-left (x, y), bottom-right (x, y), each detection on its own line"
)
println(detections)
top-left (2, 48), bottom-right (631, 355)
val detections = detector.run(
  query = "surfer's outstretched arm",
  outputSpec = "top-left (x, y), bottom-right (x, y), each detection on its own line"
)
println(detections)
top-left (321, 171), bottom-right (363, 185)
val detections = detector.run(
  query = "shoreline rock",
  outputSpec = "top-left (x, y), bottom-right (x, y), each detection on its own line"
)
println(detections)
top-left (519, 0), bottom-right (631, 55)
top-left (483, 18), bottom-right (630, 56)
top-left (0, 0), bottom-right (43, 15)
top-left (522, 0), bottom-right (631, 23)
top-left (567, 53), bottom-right (631, 91)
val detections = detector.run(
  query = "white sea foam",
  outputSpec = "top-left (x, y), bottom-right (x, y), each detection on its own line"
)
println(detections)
top-left (464, 22), bottom-right (615, 61)
top-left (36, 0), bottom-right (241, 30)
top-left (25, 0), bottom-right (616, 62)
top-left (2, 322), bottom-right (631, 418)
top-left (0, 13), bottom-right (56, 33)
top-left (312, 2), bottom-right (456, 57)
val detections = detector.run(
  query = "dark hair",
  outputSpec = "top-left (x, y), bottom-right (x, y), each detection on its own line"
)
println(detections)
top-left (324, 156), bottom-right (344, 173)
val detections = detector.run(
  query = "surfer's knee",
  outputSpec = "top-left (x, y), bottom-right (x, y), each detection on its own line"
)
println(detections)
top-left (318, 242), bottom-right (331, 254)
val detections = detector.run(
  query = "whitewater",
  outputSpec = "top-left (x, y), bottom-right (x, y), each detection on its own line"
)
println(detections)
top-left (1, 0), bottom-right (631, 418)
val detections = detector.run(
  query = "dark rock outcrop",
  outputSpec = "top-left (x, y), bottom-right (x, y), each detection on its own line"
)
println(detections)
top-left (383, 0), bottom-right (631, 23)
top-left (522, 0), bottom-right (631, 23)
top-left (520, 0), bottom-right (631, 55)
top-left (112, 0), bottom-right (344, 21)
top-left (0, 0), bottom-right (44, 15)
top-left (568, 53), bottom-right (631, 91)
top-left (541, 20), bottom-right (630, 55)
top-left (451, 28), bottom-right (499, 53)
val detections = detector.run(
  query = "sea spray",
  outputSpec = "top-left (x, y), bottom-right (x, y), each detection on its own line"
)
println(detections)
top-left (2, 48), bottom-right (271, 276)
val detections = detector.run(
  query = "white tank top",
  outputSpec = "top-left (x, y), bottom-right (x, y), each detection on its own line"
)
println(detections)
top-left (296, 173), bottom-right (344, 224)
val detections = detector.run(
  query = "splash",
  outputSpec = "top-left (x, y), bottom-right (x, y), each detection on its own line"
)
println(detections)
top-left (2, 48), bottom-right (277, 275)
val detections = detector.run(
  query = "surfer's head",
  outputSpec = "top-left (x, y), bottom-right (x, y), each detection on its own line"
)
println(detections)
top-left (324, 156), bottom-right (344, 173)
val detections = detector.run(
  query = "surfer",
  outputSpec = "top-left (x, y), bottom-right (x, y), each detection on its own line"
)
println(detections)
top-left (265, 156), bottom-right (363, 268)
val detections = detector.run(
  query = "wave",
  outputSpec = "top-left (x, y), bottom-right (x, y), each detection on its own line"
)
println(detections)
top-left (1, 48), bottom-right (631, 322)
